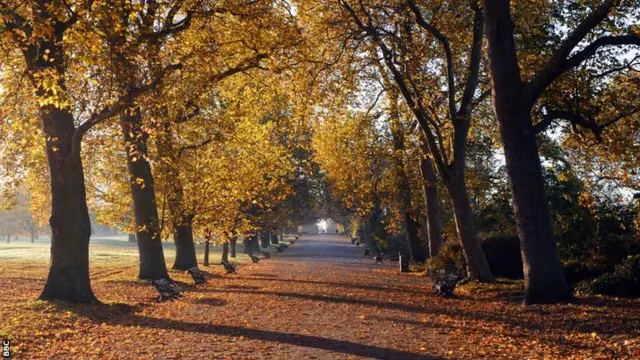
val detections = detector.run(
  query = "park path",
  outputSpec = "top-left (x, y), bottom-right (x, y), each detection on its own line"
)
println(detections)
top-left (176, 234), bottom-right (448, 359)
top-left (7, 234), bottom-right (639, 359)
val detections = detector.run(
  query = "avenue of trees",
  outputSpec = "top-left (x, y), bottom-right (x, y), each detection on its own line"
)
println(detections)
top-left (1, 0), bottom-right (639, 305)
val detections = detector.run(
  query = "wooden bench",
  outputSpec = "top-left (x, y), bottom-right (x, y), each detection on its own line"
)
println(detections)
top-left (221, 261), bottom-right (237, 274)
top-left (186, 267), bottom-right (206, 285)
top-left (430, 270), bottom-right (460, 297)
top-left (150, 278), bottom-right (182, 301)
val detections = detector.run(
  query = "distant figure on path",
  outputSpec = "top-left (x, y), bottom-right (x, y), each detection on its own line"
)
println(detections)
top-left (335, 228), bottom-right (339, 234)
top-left (322, 229), bottom-right (325, 234)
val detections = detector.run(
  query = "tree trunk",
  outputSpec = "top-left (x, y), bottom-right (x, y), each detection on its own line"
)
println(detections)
top-left (420, 157), bottom-right (443, 258)
top-left (172, 219), bottom-right (197, 270)
top-left (221, 242), bottom-right (229, 264)
top-left (260, 230), bottom-right (271, 248)
top-left (38, 105), bottom-right (96, 303)
top-left (387, 77), bottom-right (426, 262)
top-left (243, 238), bottom-right (250, 254)
top-left (445, 175), bottom-right (494, 282)
top-left (251, 234), bottom-right (261, 253)
top-left (159, 121), bottom-right (198, 271)
top-left (273, 228), bottom-right (281, 244)
top-left (204, 237), bottom-right (210, 266)
top-left (484, 0), bottom-right (573, 304)
top-left (120, 109), bottom-right (169, 280)
top-left (230, 237), bottom-right (237, 258)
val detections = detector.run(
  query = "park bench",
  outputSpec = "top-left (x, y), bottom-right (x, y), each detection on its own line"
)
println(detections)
top-left (150, 278), bottom-right (182, 301)
top-left (276, 244), bottom-right (285, 252)
top-left (363, 248), bottom-right (371, 256)
top-left (186, 267), bottom-right (207, 285)
top-left (221, 261), bottom-right (237, 274)
top-left (374, 252), bottom-right (385, 263)
top-left (430, 270), bottom-right (460, 297)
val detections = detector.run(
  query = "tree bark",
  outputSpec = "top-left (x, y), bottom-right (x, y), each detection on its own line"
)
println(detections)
top-left (120, 109), bottom-right (169, 280)
top-left (445, 175), bottom-right (493, 281)
top-left (484, 0), bottom-right (573, 304)
top-left (251, 234), bottom-right (261, 253)
top-left (273, 228), bottom-right (281, 244)
top-left (243, 237), bottom-right (250, 254)
top-left (38, 105), bottom-right (97, 303)
top-left (172, 218), bottom-right (197, 270)
top-left (24, 30), bottom-right (98, 302)
top-left (420, 157), bottom-right (443, 258)
top-left (158, 121), bottom-right (198, 271)
top-left (204, 237), bottom-right (210, 266)
top-left (221, 242), bottom-right (229, 264)
top-left (230, 236), bottom-right (237, 258)
top-left (260, 230), bottom-right (271, 248)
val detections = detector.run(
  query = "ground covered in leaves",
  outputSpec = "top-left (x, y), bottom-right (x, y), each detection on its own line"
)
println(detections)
top-left (1, 235), bottom-right (639, 359)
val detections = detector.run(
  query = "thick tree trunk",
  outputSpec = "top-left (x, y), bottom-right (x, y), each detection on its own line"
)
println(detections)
top-left (120, 110), bottom-right (169, 280)
top-left (203, 237), bottom-right (210, 266)
top-left (230, 237), bottom-right (237, 258)
top-left (38, 105), bottom-right (97, 303)
top-left (420, 157), bottom-right (443, 258)
top-left (221, 242), bottom-right (229, 264)
top-left (172, 219), bottom-right (197, 270)
top-left (445, 175), bottom-right (494, 282)
top-left (484, 0), bottom-right (573, 304)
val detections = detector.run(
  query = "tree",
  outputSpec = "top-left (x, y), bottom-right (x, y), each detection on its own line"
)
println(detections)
top-left (483, 0), bottom-right (640, 304)
top-left (337, 0), bottom-right (493, 281)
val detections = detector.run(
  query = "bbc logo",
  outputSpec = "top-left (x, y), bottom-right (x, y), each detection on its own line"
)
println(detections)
top-left (2, 339), bottom-right (9, 359)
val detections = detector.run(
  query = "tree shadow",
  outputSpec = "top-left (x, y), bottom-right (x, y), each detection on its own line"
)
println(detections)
top-left (193, 298), bottom-right (227, 307)
top-left (116, 314), bottom-right (440, 359)
top-left (247, 273), bottom-right (279, 278)
top-left (207, 288), bottom-right (549, 331)
top-left (223, 284), bottom-right (263, 290)
top-left (235, 276), bottom-right (426, 295)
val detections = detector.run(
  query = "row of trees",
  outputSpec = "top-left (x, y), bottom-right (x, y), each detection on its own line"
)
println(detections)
top-left (1, 0), bottom-right (638, 305)
top-left (0, 1), bottom-right (319, 302)
top-left (311, 0), bottom-right (639, 304)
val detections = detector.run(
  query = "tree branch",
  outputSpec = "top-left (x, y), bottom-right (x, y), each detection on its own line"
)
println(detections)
top-left (406, 0), bottom-right (457, 123)
top-left (71, 63), bottom-right (183, 161)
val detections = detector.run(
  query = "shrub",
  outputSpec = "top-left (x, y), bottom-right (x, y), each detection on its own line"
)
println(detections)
top-left (427, 240), bottom-right (466, 277)
top-left (575, 255), bottom-right (640, 298)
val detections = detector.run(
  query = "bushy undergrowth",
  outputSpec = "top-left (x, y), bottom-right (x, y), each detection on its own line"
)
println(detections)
top-left (575, 255), bottom-right (640, 298)
top-left (427, 235), bottom-right (523, 279)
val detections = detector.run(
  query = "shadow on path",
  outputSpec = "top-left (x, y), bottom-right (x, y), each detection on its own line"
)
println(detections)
top-left (121, 314), bottom-right (440, 360)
